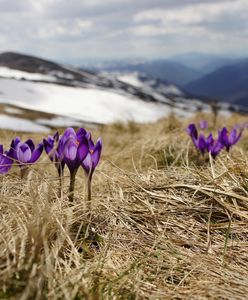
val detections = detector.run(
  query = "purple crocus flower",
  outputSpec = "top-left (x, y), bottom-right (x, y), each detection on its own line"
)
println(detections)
top-left (61, 128), bottom-right (89, 175)
top-left (59, 127), bottom-right (89, 202)
top-left (43, 132), bottom-right (65, 176)
top-left (0, 145), bottom-right (13, 174)
top-left (9, 137), bottom-right (43, 166)
top-left (219, 127), bottom-right (243, 152)
top-left (82, 133), bottom-right (102, 204)
top-left (82, 134), bottom-right (102, 178)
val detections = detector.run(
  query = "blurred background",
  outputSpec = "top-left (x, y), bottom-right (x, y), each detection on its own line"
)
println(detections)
top-left (0, 0), bottom-right (247, 132)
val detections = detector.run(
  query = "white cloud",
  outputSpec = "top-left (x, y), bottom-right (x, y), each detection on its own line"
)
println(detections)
top-left (0, 0), bottom-right (247, 60)
top-left (132, 24), bottom-right (206, 36)
top-left (32, 18), bottom-right (93, 39)
top-left (133, 0), bottom-right (248, 41)
top-left (134, 0), bottom-right (248, 26)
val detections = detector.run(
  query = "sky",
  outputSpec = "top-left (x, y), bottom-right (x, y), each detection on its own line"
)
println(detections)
top-left (0, 0), bottom-right (247, 63)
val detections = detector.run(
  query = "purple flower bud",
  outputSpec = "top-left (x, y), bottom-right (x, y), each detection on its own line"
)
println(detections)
top-left (44, 132), bottom-right (65, 175)
top-left (187, 124), bottom-right (198, 148)
top-left (82, 137), bottom-right (102, 178)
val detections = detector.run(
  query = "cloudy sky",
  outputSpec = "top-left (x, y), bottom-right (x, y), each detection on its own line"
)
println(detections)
top-left (0, 0), bottom-right (247, 63)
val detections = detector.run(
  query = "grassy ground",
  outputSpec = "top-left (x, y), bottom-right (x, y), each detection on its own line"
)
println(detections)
top-left (1, 112), bottom-right (248, 299)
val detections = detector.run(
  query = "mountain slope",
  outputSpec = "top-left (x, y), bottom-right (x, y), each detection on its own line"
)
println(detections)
top-left (0, 51), bottom-right (223, 131)
top-left (185, 59), bottom-right (248, 106)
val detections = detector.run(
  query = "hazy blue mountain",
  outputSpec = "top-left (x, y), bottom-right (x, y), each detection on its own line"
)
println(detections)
top-left (185, 59), bottom-right (248, 106)
top-left (81, 59), bottom-right (204, 86)
top-left (168, 52), bottom-right (235, 74)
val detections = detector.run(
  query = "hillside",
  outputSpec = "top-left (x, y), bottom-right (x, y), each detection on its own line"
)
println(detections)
top-left (0, 51), bottom-right (235, 132)
top-left (185, 59), bottom-right (248, 106)
top-left (1, 113), bottom-right (248, 299)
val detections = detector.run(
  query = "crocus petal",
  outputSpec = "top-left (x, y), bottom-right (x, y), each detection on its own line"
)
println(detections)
top-left (0, 145), bottom-right (3, 155)
top-left (25, 139), bottom-right (35, 152)
top-left (199, 120), bottom-right (208, 130)
top-left (82, 153), bottom-right (92, 174)
top-left (29, 143), bottom-right (43, 163)
top-left (187, 124), bottom-right (198, 140)
top-left (86, 132), bottom-right (95, 151)
top-left (197, 134), bottom-right (206, 154)
top-left (77, 128), bottom-right (87, 139)
top-left (11, 137), bottom-right (21, 148)
top-left (43, 139), bottom-right (53, 156)
top-left (58, 128), bottom-right (76, 157)
top-left (219, 128), bottom-right (228, 145)
top-left (210, 141), bottom-right (224, 159)
top-left (64, 139), bottom-right (77, 161)
top-left (0, 154), bottom-right (13, 174)
top-left (77, 137), bottom-right (89, 162)
top-left (63, 127), bottom-right (77, 139)
top-left (92, 138), bottom-right (102, 169)
top-left (17, 143), bottom-right (32, 163)
top-left (53, 131), bottom-right (59, 141)
top-left (9, 137), bottom-right (21, 160)
top-left (206, 134), bottom-right (214, 152)
top-left (229, 128), bottom-right (242, 145)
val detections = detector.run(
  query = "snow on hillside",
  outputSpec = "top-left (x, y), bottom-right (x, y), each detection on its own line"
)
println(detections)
top-left (0, 63), bottom-right (233, 132)
top-left (115, 72), bottom-right (183, 96)
top-left (0, 114), bottom-right (49, 132)
top-left (0, 77), bottom-right (177, 128)
top-left (116, 73), bottom-right (144, 88)
top-left (0, 66), bottom-right (56, 82)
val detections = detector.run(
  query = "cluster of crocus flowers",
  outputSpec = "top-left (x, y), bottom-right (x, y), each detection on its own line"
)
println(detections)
top-left (43, 127), bottom-right (102, 203)
top-left (187, 121), bottom-right (243, 159)
top-left (0, 127), bottom-right (102, 204)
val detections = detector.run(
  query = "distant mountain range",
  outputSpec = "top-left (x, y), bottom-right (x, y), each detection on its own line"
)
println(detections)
top-left (84, 53), bottom-right (248, 108)
top-left (81, 59), bottom-right (204, 86)
top-left (185, 59), bottom-right (248, 107)
top-left (168, 52), bottom-right (235, 74)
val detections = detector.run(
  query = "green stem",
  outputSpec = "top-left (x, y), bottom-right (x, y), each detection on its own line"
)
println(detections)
top-left (69, 170), bottom-right (77, 202)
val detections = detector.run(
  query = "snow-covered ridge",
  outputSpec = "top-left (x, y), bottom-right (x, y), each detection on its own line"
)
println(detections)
top-left (0, 52), bottom-right (238, 132)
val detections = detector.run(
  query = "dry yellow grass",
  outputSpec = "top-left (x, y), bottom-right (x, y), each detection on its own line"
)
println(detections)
top-left (1, 112), bottom-right (248, 299)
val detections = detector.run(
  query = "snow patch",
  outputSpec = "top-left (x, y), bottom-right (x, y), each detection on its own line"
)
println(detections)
top-left (37, 116), bottom-right (82, 127)
top-left (0, 78), bottom-right (175, 124)
top-left (4, 106), bottom-right (23, 114)
top-left (0, 66), bottom-right (56, 82)
top-left (117, 73), bottom-right (144, 88)
top-left (0, 114), bottom-right (49, 132)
